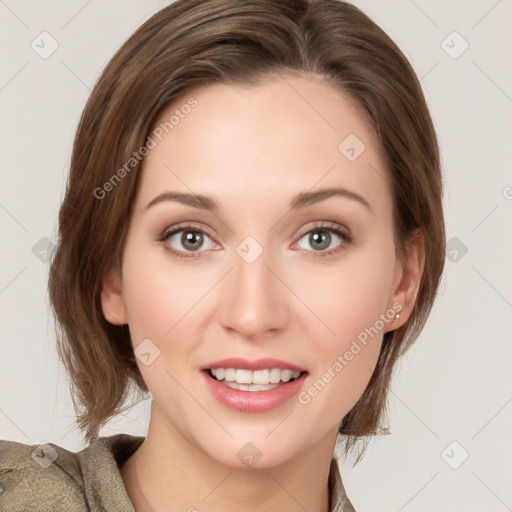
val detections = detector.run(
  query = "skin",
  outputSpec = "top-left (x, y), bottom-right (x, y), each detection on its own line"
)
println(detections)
top-left (101, 72), bottom-right (424, 512)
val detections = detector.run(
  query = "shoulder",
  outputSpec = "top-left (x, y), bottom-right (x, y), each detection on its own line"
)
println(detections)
top-left (0, 433), bottom-right (144, 512)
top-left (0, 437), bottom-right (87, 511)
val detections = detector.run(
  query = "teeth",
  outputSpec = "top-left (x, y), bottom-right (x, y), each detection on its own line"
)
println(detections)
top-left (270, 368), bottom-right (282, 383)
top-left (210, 368), bottom-right (301, 385)
top-left (224, 381), bottom-right (282, 391)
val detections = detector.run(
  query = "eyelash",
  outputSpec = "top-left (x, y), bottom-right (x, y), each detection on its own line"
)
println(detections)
top-left (156, 221), bottom-right (354, 259)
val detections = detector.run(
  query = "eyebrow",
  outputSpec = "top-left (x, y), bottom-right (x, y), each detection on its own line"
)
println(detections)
top-left (145, 187), bottom-right (372, 213)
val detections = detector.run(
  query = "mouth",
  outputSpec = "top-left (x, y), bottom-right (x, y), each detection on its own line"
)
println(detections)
top-left (201, 367), bottom-right (309, 412)
top-left (203, 367), bottom-right (308, 392)
top-left (200, 357), bottom-right (309, 412)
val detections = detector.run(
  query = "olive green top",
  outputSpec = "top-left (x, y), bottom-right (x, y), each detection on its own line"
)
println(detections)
top-left (0, 433), bottom-right (356, 511)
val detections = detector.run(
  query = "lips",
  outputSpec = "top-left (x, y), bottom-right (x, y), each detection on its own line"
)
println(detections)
top-left (200, 357), bottom-right (309, 412)
top-left (201, 369), bottom-right (308, 412)
top-left (200, 357), bottom-right (307, 372)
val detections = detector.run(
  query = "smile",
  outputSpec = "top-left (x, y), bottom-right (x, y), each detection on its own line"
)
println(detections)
top-left (202, 368), bottom-right (308, 412)
top-left (209, 368), bottom-right (302, 391)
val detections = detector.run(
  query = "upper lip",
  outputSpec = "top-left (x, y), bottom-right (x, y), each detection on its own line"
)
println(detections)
top-left (201, 357), bottom-right (307, 373)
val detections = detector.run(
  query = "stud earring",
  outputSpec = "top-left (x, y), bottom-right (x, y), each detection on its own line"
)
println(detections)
top-left (394, 313), bottom-right (400, 322)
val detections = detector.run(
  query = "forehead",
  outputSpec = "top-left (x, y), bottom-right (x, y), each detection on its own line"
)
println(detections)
top-left (135, 74), bottom-right (390, 216)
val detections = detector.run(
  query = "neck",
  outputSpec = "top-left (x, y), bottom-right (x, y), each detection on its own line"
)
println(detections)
top-left (120, 403), bottom-right (338, 512)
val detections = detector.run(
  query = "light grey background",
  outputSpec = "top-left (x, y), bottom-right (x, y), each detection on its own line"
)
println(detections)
top-left (1, 1), bottom-right (511, 511)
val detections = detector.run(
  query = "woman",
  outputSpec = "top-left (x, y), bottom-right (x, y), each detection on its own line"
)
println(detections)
top-left (0, 0), bottom-right (445, 510)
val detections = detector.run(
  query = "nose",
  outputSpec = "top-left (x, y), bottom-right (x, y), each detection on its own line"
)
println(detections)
top-left (219, 239), bottom-right (289, 340)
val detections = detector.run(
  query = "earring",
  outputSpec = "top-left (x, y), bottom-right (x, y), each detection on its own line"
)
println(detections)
top-left (394, 313), bottom-right (400, 323)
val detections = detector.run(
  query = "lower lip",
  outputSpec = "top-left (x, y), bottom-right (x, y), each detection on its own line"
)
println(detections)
top-left (202, 370), bottom-right (308, 413)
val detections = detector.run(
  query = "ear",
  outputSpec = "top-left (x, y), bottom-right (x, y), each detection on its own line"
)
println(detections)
top-left (385, 230), bottom-right (425, 332)
top-left (100, 266), bottom-right (128, 325)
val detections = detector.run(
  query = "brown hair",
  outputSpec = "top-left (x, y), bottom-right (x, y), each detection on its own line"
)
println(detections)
top-left (48, 0), bottom-right (445, 463)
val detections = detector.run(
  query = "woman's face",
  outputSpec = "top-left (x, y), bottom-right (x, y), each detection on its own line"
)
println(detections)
top-left (102, 73), bottom-right (417, 468)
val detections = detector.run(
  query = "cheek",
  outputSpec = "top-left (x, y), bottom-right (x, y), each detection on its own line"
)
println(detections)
top-left (296, 244), bottom-right (395, 411)
top-left (120, 246), bottom-right (205, 404)
top-left (120, 241), bottom-right (197, 344)
top-left (299, 244), bottom-right (396, 343)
